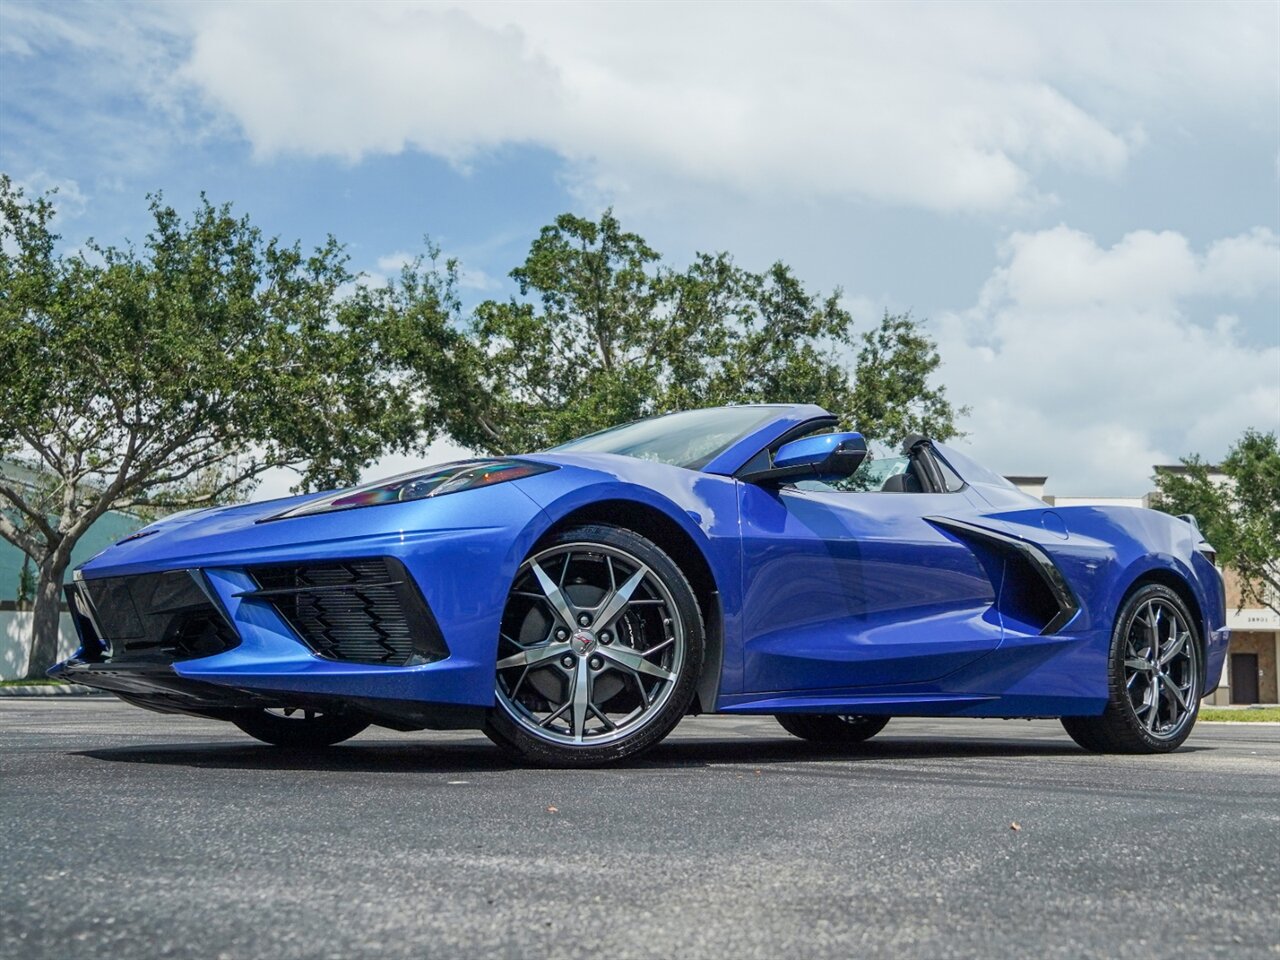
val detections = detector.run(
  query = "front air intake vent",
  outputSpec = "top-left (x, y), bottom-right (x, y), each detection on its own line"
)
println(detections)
top-left (926, 516), bottom-right (1081, 636)
top-left (69, 570), bottom-right (240, 664)
top-left (242, 558), bottom-right (447, 666)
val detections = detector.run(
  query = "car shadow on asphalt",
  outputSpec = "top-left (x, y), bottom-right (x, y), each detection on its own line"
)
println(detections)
top-left (72, 731), bottom-right (1151, 775)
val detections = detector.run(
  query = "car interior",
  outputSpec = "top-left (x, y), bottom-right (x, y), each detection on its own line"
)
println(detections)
top-left (785, 433), bottom-right (963, 495)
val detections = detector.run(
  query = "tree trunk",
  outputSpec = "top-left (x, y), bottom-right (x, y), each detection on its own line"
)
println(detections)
top-left (26, 553), bottom-right (71, 679)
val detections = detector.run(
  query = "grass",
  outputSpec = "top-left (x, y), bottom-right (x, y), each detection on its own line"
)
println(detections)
top-left (1200, 706), bottom-right (1280, 722)
top-left (0, 678), bottom-right (66, 686)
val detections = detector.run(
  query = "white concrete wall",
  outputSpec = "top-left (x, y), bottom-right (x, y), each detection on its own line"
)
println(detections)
top-left (1227, 608), bottom-right (1280, 632)
top-left (0, 612), bottom-right (79, 681)
top-left (1051, 496), bottom-right (1148, 509)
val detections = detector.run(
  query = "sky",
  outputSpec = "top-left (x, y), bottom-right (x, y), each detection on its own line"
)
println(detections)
top-left (2, 0), bottom-right (1278, 499)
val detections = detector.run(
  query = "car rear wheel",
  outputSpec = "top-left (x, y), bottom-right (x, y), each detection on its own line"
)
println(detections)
top-left (485, 524), bottom-right (704, 766)
top-left (775, 713), bottom-right (890, 743)
top-left (1061, 583), bottom-right (1202, 754)
top-left (231, 708), bottom-right (370, 747)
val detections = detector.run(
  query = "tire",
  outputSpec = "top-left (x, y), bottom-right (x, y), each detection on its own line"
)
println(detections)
top-left (1061, 583), bottom-right (1202, 754)
top-left (231, 708), bottom-right (370, 747)
top-left (485, 523), bottom-right (705, 767)
top-left (775, 713), bottom-right (890, 744)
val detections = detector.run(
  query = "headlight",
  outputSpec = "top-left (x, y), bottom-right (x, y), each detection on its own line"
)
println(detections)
top-left (268, 459), bottom-right (556, 520)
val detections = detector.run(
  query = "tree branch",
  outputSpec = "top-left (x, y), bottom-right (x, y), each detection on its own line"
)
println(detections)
top-left (476, 415), bottom-right (505, 446)
top-left (0, 476), bottom-right (57, 543)
top-left (125, 460), bottom-right (277, 509)
top-left (15, 425), bottom-right (61, 477)
top-left (0, 509), bottom-right (42, 560)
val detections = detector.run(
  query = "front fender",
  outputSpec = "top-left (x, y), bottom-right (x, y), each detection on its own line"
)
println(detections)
top-left (512, 460), bottom-right (745, 698)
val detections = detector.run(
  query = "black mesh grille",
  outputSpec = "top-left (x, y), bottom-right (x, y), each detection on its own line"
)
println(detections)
top-left (74, 571), bottom-right (240, 664)
top-left (247, 558), bottom-right (447, 666)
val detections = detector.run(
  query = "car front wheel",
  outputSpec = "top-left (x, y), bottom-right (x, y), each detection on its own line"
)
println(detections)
top-left (1061, 583), bottom-right (1202, 753)
top-left (485, 524), bottom-right (704, 766)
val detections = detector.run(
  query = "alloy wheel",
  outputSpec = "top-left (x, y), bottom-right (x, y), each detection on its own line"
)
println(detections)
top-left (494, 541), bottom-right (686, 746)
top-left (1121, 596), bottom-right (1200, 740)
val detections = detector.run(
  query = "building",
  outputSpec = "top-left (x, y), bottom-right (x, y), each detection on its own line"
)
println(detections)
top-left (1006, 471), bottom-right (1278, 706)
top-left (0, 460), bottom-right (146, 604)
top-left (1, 461), bottom-right (147, 679)
top-left (1211, 567), bottom-right (1279, 705)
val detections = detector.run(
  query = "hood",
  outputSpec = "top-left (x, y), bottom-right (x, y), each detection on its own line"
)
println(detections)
top-left (75, 468), bottom-right (547, 579)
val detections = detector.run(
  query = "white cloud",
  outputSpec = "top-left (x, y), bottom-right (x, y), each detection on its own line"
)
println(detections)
top-left (173, 1), bottom-right (1276, 215)
top-left (0, 2), bottom-right (213, 177)
top-left (181, 4), bottom-right (558, 164)
top-left (458, 267), bottom-right (498, 292)
top-left (13, 171), bottom-right (88, 219)
top-left (938, 225), bottom-right (1280, 494)
top-left (369, 251), bottom-right (495, 292)
top-left (251, 437), bottom-right (474, 502)
top-left (0, 2), bottom-right (100, 56)
top-left (375, 251), bottom-right (414, 274)
top-left (1202, 229), bottom-right (1280, 299)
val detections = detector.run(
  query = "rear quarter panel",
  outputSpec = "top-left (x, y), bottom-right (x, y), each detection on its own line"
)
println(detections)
top-left (974, 504), bottom-right (1228, 707)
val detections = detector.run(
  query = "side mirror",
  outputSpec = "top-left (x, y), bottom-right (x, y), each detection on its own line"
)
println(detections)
top-left (741, 432), bottom-right (868, 485)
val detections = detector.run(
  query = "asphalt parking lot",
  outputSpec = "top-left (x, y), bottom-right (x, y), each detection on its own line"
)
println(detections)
top-left (1, 699), bottom-right (1277, 960)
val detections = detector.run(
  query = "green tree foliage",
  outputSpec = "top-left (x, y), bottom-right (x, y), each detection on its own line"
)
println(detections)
top-left (0, 176), bottom-right (429, 676)
top-left (1153, 429), bottom-right (1280, 616)
top-left (426, 211), bottom-right (963, 453)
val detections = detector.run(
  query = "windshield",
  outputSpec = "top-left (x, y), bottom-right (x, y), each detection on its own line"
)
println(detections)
top-left (550, 407), bottom-right (781, 469)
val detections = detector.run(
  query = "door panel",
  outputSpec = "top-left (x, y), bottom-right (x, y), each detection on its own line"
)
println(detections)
top-left (1230, 654), bottom-right (1259, 705)
top-left (738, 484), bottom-right (1002, 693)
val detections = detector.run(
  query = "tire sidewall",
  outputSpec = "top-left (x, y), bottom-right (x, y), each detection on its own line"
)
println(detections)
top-left (485, 523), bottom-right (705, 767)
top-left (231, 709), bottom-right (370, 747)
top-left (775, 713), bottom-right (890, 744)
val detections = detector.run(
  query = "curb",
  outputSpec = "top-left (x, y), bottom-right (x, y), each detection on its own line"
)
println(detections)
top-left (0, 684), bottom-right (107, 697)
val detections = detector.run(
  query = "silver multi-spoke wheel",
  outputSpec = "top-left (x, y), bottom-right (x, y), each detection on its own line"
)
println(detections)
top-left (1062, 583), bottom-right (1201, 754)
top-left (495, 541), bottom-right (685, 746)
top-left (1122, 596), bottom-right (1199, 740)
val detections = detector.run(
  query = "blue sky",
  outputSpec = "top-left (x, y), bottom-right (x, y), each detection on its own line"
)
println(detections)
top-left (2, 1), bottom-right (1277, 497)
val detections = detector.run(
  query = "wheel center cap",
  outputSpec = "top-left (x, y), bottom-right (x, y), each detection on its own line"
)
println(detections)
top-left (570, 630), bottom-right (597, 656)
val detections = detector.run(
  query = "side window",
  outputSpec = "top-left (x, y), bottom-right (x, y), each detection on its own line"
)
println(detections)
top-left (780, 437), bottom-right (965, 495)
top-left (931, 451), bottom-right (967, 493)
top-left (789, 455), bottom-right (915, 494)
top-left (836, 456), bottom-right (913, 492)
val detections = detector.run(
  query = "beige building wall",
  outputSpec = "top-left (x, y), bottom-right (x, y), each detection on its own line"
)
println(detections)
top-left (1205, 568), bottom-right (1280, 706)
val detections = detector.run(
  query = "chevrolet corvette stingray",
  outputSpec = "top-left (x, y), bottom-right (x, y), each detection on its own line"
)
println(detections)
top-left (53, 404), bottom-right (1228, 765)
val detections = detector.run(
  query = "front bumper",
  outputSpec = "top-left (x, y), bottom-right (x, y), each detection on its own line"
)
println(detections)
top-left (60, 482), bottom-right (551, 715)
top-left (55, 527), bottom-right (547, 721)
top-left (56, 546), bottom-right (518, 723)
top-left (49, 658), bottom-right (486, 729)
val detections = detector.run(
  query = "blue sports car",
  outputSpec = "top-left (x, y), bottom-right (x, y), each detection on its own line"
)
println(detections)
top-left (53, 405), bottom-right (1229, 765)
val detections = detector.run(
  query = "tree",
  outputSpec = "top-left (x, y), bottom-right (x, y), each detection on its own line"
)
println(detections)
top-left (0, 176), bottom-right (433, 677)
top-left (425, 210), bottom-right (963, 453)
top-left (1153, 429), bottom-right (1280, 617)
top-left (16, 553), bottom-right (35, 610)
